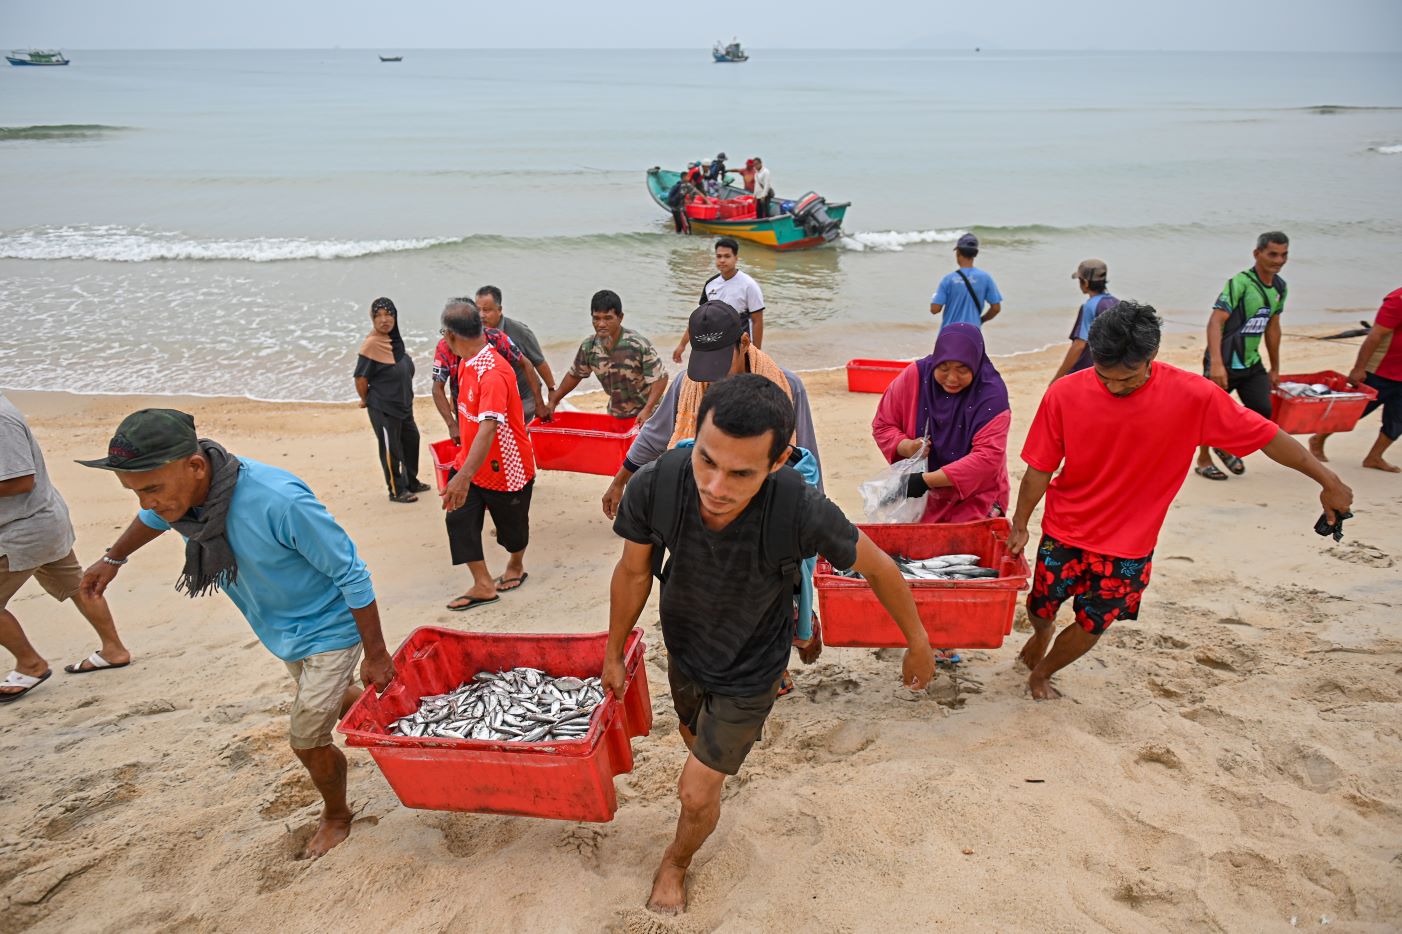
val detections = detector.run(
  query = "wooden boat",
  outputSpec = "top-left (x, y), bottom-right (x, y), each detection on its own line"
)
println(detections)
top-left (7, 49), bottom-right (70, 66)
top-left (379, 55), bottom-right (403, 62)
top-left (646, 166), bottom-right (849, 251)
top-left (712, 40), bottom-right (748, 63)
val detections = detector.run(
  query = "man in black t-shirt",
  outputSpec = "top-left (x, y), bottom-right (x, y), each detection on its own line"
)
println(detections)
top-left (604, 374), bottom-right (936, 917)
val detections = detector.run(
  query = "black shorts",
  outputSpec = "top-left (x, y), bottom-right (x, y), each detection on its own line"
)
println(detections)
top-left (1204, 363), bottom-right (1273, 419)
top-left (667, 661), bottom-right (780, 776)
top-left (1027, 534), bottom-right (1154, 636)
top-left (445, 475), bottom-right (534, 564)
top-left (1363, 372), bottom-right (1402, 440)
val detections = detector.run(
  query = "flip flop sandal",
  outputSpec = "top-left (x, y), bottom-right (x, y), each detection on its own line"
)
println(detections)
top-left (0, 669), bottom-right (51, 703)
top-left (776, 671), bottom-right (796, 697)
top-left (389, 491), bottom-right (419, 504)
top-left (1212, 448), bottom-right (1246, 475)
top-left (935, 651), bottom-right (963, 666)
top-left (64, 651), bottom-right (131, 675)
top-left (494, 573), bottom-right (529, 593)
top-left (1195, 465), bottom-right (1229, 481)
top-left (409, 481), bottom-right (432, 493)
top-left (446, 594), bottom-right (500, 612)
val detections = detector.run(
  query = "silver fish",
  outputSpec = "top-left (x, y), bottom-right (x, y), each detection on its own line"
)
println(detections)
top-left (385, 667), bottom-right (606, 743)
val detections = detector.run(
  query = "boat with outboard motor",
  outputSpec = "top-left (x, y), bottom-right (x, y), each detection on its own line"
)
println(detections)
top-left (646, 166), bottom-right (847, 251)
top-left (7, 49), bottom-right (70, 66)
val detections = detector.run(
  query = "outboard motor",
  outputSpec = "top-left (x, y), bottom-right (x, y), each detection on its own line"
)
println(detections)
top-left (792, 191), bottom-right (841, 242)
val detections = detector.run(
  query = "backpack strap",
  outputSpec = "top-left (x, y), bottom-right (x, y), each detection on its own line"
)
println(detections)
top-left (955, 269), bottom-right (984, 310)
top-left (647, 448), bottom-right (691, 583)
top-left (759, 460), bottom-right (808, 593)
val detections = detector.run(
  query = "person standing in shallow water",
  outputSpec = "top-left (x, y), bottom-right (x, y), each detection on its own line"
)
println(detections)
top-left (354, 297), bottom-right (428, 503)
top-left (1008, 301), bottom-right (1352, 700)
top-left (78, 408), bottom-right (396, 860)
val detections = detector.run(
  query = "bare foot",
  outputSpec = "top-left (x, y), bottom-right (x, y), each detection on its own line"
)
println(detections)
top-left (646, 857), bottom-right (688, 916)
top-left (297, 811), bottom-right (352, 860)
top-left (1017, 630), bottom-right (1052, 671)
top-left (1028, 672), bottom-right (1062, 701)
top-left (1308, 435), bottom-right (1328, 462)
top-left (1363, 457), bottom-right (1400, 473)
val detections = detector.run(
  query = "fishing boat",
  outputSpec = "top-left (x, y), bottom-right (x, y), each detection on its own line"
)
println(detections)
top-left (6, 49), bottom-right (70, 66)
top-left (712, 40), bottom-right (748, 63)
top-left (379, 55), bottom-right (403, 62)
top-left (646, 166), bottom-right (849, 251)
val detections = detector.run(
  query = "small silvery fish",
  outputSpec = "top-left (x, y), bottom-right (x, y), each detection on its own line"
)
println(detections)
top-left (385, 667), bottom-right (608, 744)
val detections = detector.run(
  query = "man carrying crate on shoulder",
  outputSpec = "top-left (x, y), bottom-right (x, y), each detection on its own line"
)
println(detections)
top-left (600, 374), bottom-right (936, 916)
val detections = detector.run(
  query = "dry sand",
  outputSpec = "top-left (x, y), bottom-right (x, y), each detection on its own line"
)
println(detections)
top-left (1, 326), bottom-right (1399, 933)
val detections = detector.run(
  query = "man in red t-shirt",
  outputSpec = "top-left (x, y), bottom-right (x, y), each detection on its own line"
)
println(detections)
top-left (1310, 286), bottom-right (1402, 473)
top-left (1009, 301), bottom-right (1353, 700)
top-left (438, 299), bottom-right (537, 611)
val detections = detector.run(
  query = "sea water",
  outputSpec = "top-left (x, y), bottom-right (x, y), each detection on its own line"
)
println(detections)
top-left (1, 49), bottom-right (1399, 401)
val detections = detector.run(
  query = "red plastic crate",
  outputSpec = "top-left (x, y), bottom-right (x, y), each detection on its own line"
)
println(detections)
top-left (429, 439), bottom-right (461, 492)
top-left (717, 196), bottom-right (757, 220)
top-left (816, 519), bottom-right (1031, 649)
top-left (685, 200), bottom-right (720, 219)
top-left (528, 411), bottom-right (639, 476)
top-left (1270, 370), bottom-right (1378, 435)
top-left (846, 359), bottom-right (911, 394)
top-left (338, 628), bottom-right (652, 822)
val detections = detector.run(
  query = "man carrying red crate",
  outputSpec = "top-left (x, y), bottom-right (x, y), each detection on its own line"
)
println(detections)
top-left (439, 299), bottom-right (538, 607)
top-left (77, 407), bottom-right (396, 860)
top-left (1310, 285), bottom-right (1402, 473)
top-left (1008, 301), bottom-right (1353, 700)
top-left (602, 374), bottom-right (936, 916)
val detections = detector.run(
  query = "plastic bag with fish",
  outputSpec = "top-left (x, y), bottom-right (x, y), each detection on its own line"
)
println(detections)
top-left (859, 441), bottom-right (928, 524)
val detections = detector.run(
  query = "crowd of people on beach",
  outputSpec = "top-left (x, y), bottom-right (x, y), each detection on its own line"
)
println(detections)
top-left (2, 225), bottom-right (1397, 914)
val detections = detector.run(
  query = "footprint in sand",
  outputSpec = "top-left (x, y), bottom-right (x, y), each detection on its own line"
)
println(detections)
top-left (1326, 540), bottom-right (1395, 569)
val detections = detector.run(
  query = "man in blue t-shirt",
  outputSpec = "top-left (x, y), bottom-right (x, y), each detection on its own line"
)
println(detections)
top-left (1050, 258), bottom-right (1118, 383)
top-left (78, 408), bottom-right (395, 862)
top-left (930, 233), bottom-right (1004, 329)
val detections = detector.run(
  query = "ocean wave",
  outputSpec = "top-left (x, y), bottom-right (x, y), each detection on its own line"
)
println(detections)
top-left (0, 226), bottom-right (466, 262)
top-left (1372, 144), bottom-right (1402, 155)
top-left (840, 229), bottom-right (965, 251)
top-left (1298, 105), bottom-right (1402, 115)
top-left (0, 124), bottom-right (129, 141)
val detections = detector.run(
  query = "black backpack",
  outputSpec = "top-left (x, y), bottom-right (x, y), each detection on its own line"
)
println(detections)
top-left (645, 447), bottom-right (807, 594)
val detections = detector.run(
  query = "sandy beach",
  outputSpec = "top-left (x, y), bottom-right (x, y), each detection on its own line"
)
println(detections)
top-left (1, 324), bottom-right (1399, 934)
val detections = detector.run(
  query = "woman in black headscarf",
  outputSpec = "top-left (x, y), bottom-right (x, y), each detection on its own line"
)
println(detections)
top-left (354, 297), bottom-right (427, 503)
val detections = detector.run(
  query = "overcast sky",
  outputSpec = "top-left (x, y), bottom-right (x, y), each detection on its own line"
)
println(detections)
top-left (5, 0), bottom-right (1401, 52)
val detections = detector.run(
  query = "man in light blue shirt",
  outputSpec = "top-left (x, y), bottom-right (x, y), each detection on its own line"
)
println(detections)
top-left (930, 232), bottom-right (1004, 329)
top-left (78, 408), bottom-right (395, 862)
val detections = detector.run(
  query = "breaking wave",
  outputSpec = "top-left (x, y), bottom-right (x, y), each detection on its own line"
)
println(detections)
top-left (1372, 144), bottom-right (1402, 155)
top-left (840, 229), bottom-right (965, 251)
top-left (0, 226), bottom-right (467, 262)
top-left (0, 124), bottom-right (129, 140)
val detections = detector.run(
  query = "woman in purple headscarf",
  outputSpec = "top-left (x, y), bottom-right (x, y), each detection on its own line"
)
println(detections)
top-left (871, 323), bottom-right (1012, 524)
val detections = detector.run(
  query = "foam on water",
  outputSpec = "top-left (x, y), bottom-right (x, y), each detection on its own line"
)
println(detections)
top-left (840, 229), bottom-right (966, 252)
top-left (1372, 144), bottom-right (1402, 155)
top-left (0, 225), bottom-right (464, 262)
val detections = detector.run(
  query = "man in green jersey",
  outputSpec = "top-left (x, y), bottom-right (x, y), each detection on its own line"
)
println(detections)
top-left (1195, 231), bottom-right (1288, 481)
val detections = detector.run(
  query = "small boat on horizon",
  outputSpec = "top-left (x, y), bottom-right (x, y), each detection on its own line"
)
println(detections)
top-left (712, 40), bottom-right (748, 63)
top-left (7, 49), bottom-right (70, 67)
top-left (379, 55), bottom-right (403, 62)
top-left (646, 166), bottom-right (848, 251)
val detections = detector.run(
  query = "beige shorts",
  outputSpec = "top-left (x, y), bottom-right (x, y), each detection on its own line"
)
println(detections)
top-left (284, 643), bottom-right (363, 749)
top-left (0, 550), bottom-right (82, 611)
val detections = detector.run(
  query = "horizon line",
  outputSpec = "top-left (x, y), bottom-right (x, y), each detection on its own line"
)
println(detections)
top-left (14, 46), bottom-right (1402, 54)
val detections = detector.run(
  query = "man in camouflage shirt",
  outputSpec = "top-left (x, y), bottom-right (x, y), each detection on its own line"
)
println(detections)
top-left (541, 290), bottom-right (668, 423)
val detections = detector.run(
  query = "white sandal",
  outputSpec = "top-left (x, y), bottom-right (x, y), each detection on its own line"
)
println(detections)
top-left (0, 669), bottom-right (51, 703)
top-left (64, 651), bottom-right (131, 675)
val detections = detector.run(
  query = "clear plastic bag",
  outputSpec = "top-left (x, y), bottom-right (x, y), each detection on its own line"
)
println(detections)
top-left (859, 442), bottom-right (928, 523)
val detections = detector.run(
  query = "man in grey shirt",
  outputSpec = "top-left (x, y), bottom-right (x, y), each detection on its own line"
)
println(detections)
top-left (0, 393), bottom-right (131, 702)
top-left (476, 285), bottom-right (554, 423)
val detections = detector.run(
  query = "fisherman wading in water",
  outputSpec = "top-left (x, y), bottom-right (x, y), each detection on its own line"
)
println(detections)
top-left (601, 374), bottom-right (935, 915)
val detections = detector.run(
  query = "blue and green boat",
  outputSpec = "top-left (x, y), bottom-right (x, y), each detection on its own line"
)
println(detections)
top-left (646, 166), bottom-right (849, 252)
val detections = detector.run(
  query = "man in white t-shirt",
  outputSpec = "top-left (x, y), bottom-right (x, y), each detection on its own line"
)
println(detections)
top-left (672, 237), bottom-right (766, 362)
top-left (752, 157), bottom-right (773, 218)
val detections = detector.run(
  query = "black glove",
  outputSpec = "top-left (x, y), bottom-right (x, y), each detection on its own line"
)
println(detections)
top-left (1314, 510), bottom-right (1354, 542)
top-left (904, 472), bottom-right (929, 498)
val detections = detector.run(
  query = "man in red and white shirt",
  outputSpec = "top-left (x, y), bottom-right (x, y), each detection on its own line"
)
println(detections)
top-left (1310, 286), bottom-right (1402, 473)
top-left (439, 299), bottom-right (537, 611)
top-left (1008, 301), bottom-right (1352, 700)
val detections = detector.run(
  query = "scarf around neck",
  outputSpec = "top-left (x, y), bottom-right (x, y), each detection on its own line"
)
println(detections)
top-left (171, 439), bottom-right (242, 597)
top-left (668, 345), bottom-right (794, 449)
top-left (915, 323), bottom-right (1009, 471)
top-left (360, 297), bottom-right (405, 365)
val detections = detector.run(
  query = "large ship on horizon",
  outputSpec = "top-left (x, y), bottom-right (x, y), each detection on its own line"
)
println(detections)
top-left (7, 49), bottom-right (71, 66)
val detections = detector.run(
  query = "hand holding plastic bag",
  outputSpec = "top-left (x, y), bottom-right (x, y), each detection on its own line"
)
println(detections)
top-left (859, 441), bottom-right (929, 523)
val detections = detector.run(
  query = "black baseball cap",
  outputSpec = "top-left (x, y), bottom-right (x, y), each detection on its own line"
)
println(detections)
top-left (77, 408), bottom-right (199, 472)
top-left (956, 233), bottom-right (979, 251)
top-left (687, 301), bottom-right (747, 382)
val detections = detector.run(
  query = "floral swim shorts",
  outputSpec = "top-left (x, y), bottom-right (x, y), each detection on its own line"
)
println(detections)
top-left (1027, 534), bottom-right (1153, 636)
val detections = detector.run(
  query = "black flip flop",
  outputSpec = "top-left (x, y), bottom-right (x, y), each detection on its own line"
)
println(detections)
top-left (0, 669), bottom-right (51, 704)
top-left (64, 651), bottom-right (131, 675)
top-left (494, 573), bottom-right (529, 593)
top-left (409, 481), bottom-right (432, 494)
top-left (446, 594), bottom-right (500, 612)
top-left (1212, 448), bottom-right (1246, 475)
top-left (1195, 465), bottom-right (1229, 481)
